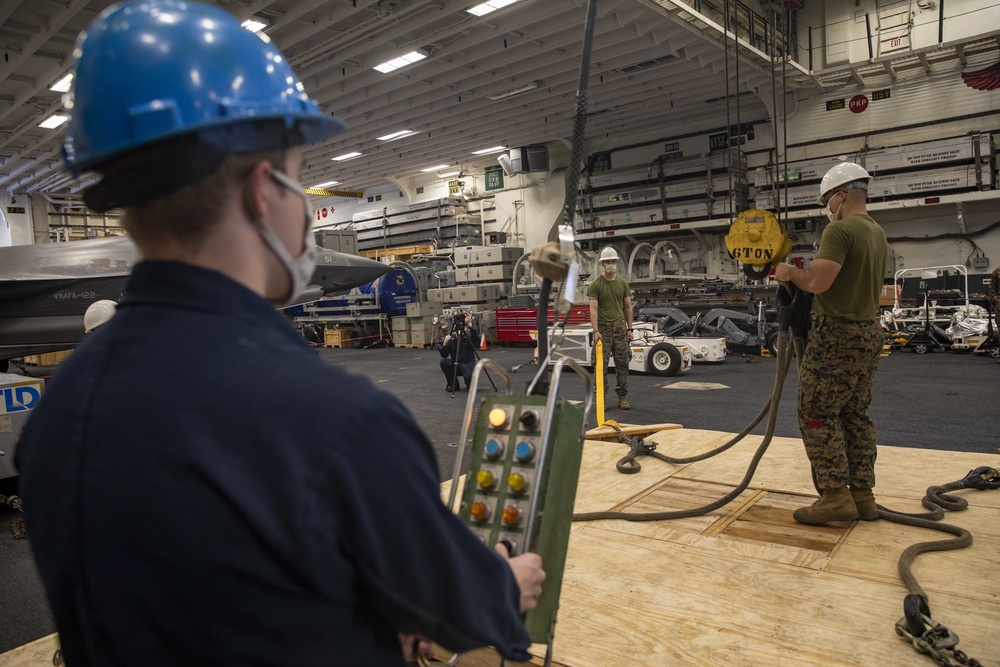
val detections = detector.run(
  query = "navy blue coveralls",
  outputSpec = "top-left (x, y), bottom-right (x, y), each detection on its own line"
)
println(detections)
top-left (16, 262), bottom-right (529, 666)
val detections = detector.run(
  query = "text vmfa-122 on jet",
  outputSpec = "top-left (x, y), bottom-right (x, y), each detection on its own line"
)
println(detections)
top-left (53, 291), bottom-right (101, 301)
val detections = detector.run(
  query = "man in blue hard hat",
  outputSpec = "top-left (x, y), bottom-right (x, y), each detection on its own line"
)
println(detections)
top-left (15, 2), bottom-right (543, 665)
top-left (774, 162), bottom-right (888, 525)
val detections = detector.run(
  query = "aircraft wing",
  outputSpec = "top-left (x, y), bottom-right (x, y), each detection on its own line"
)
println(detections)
top-left (0, 237), bottom-right (389, 363)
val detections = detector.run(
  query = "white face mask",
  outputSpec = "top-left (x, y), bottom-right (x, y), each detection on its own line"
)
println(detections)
top-left (251, 168), bottom-right (316, 307)
top-left (823, 191), bottom-right (845, 223)
top-left (603, 261), bottom-right (618, 274)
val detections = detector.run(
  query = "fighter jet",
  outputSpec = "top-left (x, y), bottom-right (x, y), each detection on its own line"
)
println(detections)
top-left (0, 235), bottom-right (389, 367)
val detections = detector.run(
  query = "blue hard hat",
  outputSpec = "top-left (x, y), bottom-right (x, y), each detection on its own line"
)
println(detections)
top-left (63, 0), bottom-right (344, 177)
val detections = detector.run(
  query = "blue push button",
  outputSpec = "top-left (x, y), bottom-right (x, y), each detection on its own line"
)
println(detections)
top-left (484, 439), bottom-right (504, 460)
top-left (514, 441), bottom-right (535, 462)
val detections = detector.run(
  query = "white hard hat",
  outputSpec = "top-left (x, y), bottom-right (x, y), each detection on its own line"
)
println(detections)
top-left (817, 162), bottom-right (873, 205)
top-left (598, 246), bottom-right (620, 262)
top-left (84, 299), bottom-right (118, 333)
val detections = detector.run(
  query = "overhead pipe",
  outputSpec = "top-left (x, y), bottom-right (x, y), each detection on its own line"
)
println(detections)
top-left (651, 240), bottom-right (684, 278)
top-left (626, 242), bottom-right (654, 282)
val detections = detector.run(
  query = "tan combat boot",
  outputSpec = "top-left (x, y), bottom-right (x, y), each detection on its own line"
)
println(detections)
top-left (850, 487), bottom-right (880, 521)
top-left (617, 397), bottom-right (630, 410)
top-left (792, 487), bottom-right (859, 525)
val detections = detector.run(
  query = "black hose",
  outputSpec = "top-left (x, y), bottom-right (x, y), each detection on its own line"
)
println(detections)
top-left (572, 282), bottom-right (811, 521)
top-left (572, 327), bottom-right (798, 522)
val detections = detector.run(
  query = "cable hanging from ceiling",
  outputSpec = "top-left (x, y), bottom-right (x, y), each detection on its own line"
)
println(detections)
top-left (723, 0), bottom-right (734, 219)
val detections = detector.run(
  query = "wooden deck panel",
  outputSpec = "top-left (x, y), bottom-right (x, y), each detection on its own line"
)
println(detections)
top-left (548, 525), bottom-right (999, 667)
top-left (544, 428), bottom-right (1000, 666)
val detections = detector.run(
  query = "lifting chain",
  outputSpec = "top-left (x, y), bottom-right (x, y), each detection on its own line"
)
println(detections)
top-left (895, 612), bottom-right (983, 667)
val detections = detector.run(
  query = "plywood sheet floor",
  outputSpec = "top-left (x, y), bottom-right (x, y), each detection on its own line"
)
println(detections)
top-left (4, 429), bottom-right (998, 667)
top-left (527, 428), bottom-right (1000, 667)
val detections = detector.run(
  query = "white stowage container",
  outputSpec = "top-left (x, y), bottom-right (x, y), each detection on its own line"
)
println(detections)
top-left (0, 373), bottom-right (45, 479)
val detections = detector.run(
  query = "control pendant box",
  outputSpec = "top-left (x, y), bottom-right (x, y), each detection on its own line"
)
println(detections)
top-left (0, 373), bottom-right (45, 479)
top-left (457, 394), bottom-right (584, 643)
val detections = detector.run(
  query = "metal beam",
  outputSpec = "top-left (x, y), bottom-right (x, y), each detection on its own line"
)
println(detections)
top-left (0, 0), bottom-right (88, 89)
top-left (918, 52), bottom-right (931, 74)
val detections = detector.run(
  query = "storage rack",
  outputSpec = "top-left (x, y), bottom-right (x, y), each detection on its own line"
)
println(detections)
top-left (574, 148), bottom-right (747, 241)
top-left (753, 133), bottom-right (996, 211)
top-left (351, 196), bottom-right (482, 251)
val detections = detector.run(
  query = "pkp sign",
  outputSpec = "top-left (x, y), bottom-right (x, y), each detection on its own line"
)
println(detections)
top-left (849, 94), bottom-right (869, 114)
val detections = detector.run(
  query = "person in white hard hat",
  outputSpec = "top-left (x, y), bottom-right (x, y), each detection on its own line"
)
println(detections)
top-left (83, 299), bottom-right (117, 333)
top-left (587, 246), bottom-right (634, 409)
top-left (774, 162), bottom-right (888, 526)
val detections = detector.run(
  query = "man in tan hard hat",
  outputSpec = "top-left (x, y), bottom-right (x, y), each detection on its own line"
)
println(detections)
top-left (588, 246), bottom-right (634, 409)
top-left (774, 162), bottom-right (888, 525)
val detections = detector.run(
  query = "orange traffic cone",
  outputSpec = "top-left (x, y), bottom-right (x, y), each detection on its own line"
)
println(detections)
top-left (480, 331), bottom-right (488, 351)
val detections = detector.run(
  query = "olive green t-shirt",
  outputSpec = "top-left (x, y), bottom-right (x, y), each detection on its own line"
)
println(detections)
top-left (813, 213), bottom-right (888, 321)
top-left (587, 274), bottom-right (630, 322)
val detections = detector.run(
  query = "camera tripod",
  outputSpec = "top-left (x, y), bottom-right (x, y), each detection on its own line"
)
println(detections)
top-left (447, 321), bottom-right (497, 398)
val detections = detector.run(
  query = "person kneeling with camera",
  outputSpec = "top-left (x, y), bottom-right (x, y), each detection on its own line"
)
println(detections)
top-left (439, 311), bottom-right (480, 392)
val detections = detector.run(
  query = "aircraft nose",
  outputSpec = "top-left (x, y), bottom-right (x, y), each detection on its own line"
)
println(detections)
top-left (310, 250), bottom-right (390, 292)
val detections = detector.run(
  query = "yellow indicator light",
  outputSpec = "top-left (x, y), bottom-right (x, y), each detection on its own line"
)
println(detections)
top-left (502, 505), bottom-right (521, 526)
top-left (476, 470), bottom-right (495, 488)
top-left (469, 501), bottom-right (490, 521)
top-left (488, 407), bottom-right (508, 428)
top-left (507, 473), bottom-right (526, 493)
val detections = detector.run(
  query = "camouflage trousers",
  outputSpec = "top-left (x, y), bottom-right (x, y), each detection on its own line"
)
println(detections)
top-left (595, 319), bottom-right (631, 398)
top-left (798, 318), bottom-right (884, 490)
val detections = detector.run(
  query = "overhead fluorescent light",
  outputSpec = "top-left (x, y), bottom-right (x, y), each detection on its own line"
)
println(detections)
top-left (421, 164), bottom-right (450, 172)
top-left (241, 18), bottom-right (267, 32)
top-left (486, 81), bottom-right (538, 101)
top-left (373, 50), bottom-right (428, 74)
top-left (313, 180), bottom-right (341, 188)
top-left (472, 145), bottom-right (507, 155)
top-left (50, 73), bottom-right (73, 93)
top-left (377, 129), bottom-right (416, 141)
top-left (39, 114), bottom-right (69, 129)
top-left (467, 0), bottom-right (519, 17)
top-left (332, 152), bottom-right (363, 161)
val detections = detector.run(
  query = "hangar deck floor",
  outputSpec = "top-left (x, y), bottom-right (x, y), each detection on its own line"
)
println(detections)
top-left (1, 345), bottom-right (998, 665)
